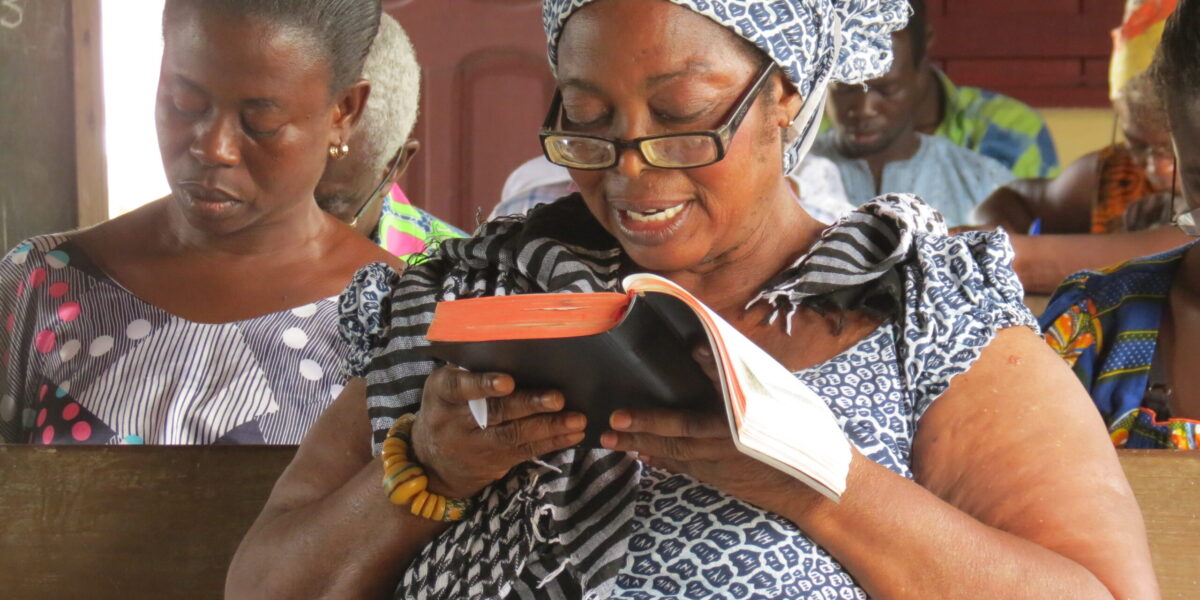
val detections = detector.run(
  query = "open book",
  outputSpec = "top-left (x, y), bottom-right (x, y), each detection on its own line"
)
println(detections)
top-left (425, 273), bottom-right (851, 501)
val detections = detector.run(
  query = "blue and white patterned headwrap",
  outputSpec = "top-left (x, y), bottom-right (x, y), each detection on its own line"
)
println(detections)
top-left (543, 0), bottom-right (910, 172)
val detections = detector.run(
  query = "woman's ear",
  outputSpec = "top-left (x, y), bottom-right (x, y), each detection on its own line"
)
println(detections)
top-left (774, 74), bottom-right (804, 127)
top-left (393, 139), bottom-right (421, 181)
top-left (330, 79), bottom-right (371, 145)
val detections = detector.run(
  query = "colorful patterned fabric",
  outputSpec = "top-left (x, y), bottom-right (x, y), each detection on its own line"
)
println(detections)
top-left (1092, 143), bottom-right (1163, 233)
top-left (1111, 0), bottom-right (1177, 100)
top-left (338, 193), bottom-right (1036, 599)
top-left (542, 0), bottom-right (911, 173)
top-left (932, 69), bottom-right (1061, 179)
top-left (1038, 242), bottom-right (1200, 449)
top-left (376, 183), bottom-right (466, 263)
top-left (0, 236), bottom-right (349, 445)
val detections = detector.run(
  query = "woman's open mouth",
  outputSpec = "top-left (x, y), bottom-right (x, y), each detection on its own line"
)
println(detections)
top-left (614, 200), bottom-right (692, 244)
top-left (622, 203), bottom-right (686, 223)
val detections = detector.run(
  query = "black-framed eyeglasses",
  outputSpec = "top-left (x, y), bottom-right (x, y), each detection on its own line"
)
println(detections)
top-left (539, 61), bottom-right (777, 170)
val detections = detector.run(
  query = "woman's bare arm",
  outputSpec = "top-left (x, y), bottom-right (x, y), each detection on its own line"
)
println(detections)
top-left (972, 152), bottom-right (1102, 234)
top-left (788, 327), bottom-right (1156, 599)
top-left (227, 369), bottom-right (586, 599)
top-left (607, 327), bottom-right (1157, 599)
top-left (225, 378), bottom-right (448, 599)
top-left (1011, 227), bottom-right (1191, 294)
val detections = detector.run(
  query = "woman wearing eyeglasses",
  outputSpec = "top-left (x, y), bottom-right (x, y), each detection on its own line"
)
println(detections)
top-left (229, 0), bottom-right (1157, 598)
top-left (0, 0), bottom-right (401, 445)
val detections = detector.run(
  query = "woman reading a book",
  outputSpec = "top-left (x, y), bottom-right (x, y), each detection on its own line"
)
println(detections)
top-left (229, 1), bottom-right (1158, 598)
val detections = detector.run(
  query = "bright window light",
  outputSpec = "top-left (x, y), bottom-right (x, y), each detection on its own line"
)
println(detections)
top-left (102, 0), bottom-right (168, 218)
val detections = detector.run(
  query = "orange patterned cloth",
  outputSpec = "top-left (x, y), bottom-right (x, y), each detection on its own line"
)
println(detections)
top-left (1091, 144), bottom-right (1161, 233)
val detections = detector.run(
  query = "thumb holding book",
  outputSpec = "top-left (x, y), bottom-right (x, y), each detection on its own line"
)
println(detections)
top-left (409, 366), bottom-right (588, 499)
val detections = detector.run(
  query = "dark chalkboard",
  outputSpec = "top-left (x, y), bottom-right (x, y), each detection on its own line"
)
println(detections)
top-left (0, 0), bottom-right (78, 251)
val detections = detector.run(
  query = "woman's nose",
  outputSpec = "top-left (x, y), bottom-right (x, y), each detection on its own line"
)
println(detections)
top-left (189, 114), bottom-right (240, 167)
top-left (615, 147), bottom-right (647, 178)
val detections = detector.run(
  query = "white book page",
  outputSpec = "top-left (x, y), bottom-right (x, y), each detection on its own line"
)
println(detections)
top-left (623, 273), bottom-right (851, 500)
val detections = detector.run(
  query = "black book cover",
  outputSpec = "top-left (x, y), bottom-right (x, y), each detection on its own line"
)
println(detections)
top-left (425, 292), bottom-right (722, 446)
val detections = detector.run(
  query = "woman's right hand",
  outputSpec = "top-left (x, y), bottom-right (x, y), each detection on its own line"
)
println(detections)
top-left (410, 366), bottom-right (587, 499)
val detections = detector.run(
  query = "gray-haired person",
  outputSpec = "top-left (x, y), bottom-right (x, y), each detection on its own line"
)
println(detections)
top-left (316, 13), bottom-right (464, 261)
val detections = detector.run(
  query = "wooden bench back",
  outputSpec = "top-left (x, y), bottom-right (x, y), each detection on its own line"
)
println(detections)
top-left (1119, 450), bottom-right (1200, 599)
top-left (0, 445), bottom-right (296, 599)
top-left (0, 446), bottom-right (1196, 598)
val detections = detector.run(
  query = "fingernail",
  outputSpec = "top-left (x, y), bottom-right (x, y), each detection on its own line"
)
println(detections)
top-left (600, 432), bottom-right (617, 449)
top-left (610, 410), bottom-right (631, 430)
top-left (567, 414), bottom-right (586, 430)
top-left (540, 393), bottom-right (561, 409)
top-left (490, 376), bottom-right (505, 390)
top-left (695, 345), bottom-right (712, 359)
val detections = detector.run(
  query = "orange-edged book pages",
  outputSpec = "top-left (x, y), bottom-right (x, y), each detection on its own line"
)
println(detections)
top-left (425, 273), bottom-right (851, 502)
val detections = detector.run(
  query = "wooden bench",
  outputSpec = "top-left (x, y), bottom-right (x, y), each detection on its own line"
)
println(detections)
top-left (1119, 450), bottom-right (1200, 599)
top-left (0, 445), bottom-right (296, 599)
top-left (0, 446), bottom-right (1196, 598)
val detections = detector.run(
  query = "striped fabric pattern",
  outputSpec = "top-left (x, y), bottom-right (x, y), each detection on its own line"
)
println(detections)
top-left (0, 235), bottom-right (348, 445)
top-left (337, 192), bottom-right (1035, 598)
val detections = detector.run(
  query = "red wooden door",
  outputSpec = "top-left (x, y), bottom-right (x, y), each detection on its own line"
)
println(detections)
top-left (385, 0), bottom-right (556, 231)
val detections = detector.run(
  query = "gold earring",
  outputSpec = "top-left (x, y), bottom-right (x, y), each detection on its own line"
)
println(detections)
top-left (329, 143), bottom-right (350, 160)
top-left (786, 119), bottom-right (795, 128)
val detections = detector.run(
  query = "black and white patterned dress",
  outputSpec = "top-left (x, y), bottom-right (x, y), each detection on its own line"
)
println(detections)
top-left (339, 194), bottom-right (1036, 599)
top-left (0, 235), bottom-right (349, 445)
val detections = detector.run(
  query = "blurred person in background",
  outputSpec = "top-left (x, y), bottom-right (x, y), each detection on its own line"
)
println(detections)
top-left (315, 13), bottom-right (465, 263)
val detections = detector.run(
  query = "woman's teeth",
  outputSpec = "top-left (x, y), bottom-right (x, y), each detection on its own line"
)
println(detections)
top-left (625, 203), bottom-right (685, 223)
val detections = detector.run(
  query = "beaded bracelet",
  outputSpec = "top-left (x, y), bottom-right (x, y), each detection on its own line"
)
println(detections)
top-left (379, 413), bottom-right (473, 522)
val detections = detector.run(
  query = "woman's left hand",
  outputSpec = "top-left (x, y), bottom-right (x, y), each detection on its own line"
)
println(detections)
top-left (598, 346), bottom-right (807, 510)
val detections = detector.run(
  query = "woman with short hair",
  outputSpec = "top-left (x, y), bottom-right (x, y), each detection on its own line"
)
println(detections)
top-left (0, 0), bottom-right (400, 445)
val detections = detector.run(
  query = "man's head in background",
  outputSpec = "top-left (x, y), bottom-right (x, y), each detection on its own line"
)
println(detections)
top-left (825, 0), bottom-right (928, 161)
top-left (315, 13), bottom-right (420, 236)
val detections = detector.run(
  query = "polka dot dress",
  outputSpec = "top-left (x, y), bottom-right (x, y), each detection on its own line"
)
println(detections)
top-left (0, 235), bottom-right (350, 445)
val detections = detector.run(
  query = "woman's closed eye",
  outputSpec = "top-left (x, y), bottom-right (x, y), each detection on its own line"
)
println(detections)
top-left (240, 108), bottom-right (285, 138)
top-left (651, 103), bottom-right (715, 126)
top-left (167, 89), bottom-right (208, 118)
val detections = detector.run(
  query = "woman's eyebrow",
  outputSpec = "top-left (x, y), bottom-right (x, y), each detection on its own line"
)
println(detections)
top-left (645, 62), bottom-right (712, 87)
top-left (559, 62), bottom-right (716, 94)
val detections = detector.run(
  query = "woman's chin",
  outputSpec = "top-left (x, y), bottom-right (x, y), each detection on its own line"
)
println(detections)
top-left (621, 244), bottom-right (708, 274)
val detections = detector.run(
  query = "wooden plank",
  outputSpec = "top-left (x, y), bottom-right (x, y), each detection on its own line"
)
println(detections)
top-left (1118, 450), bottom-right (1200, 600)
top-left (71, 0), bottom-right (106, 227)
top-left (0, 0), bottom-right (79, 249)
top-left (991, 85), bottom-right (1111, 108)
top-left (931, 15), bottom-right (1115, 59)
top-left (942, 0), bottom-right (1082, 16)
top-left (0, 445), bottom-right (297, 600)
top-left (943, 58), bottom-right (1085, 87)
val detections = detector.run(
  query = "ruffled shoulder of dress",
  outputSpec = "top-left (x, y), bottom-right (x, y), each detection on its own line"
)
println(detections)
top-left (3, 234), bottom-right (73, 268)
top-left (897, 227), bottom-right (1039, 418)
top-left (338, 261), bottom-right (403, 377)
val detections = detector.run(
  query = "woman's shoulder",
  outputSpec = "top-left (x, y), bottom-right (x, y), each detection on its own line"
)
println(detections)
top-left (3, 233), bottom-right (75, 273)
top-left (894, 227), bottom-right (1039, 415)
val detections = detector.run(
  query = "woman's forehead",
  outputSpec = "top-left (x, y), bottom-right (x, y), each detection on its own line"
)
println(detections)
top-left (556, 0), bottom-right (753, 89)
top-left (163, 9), bottom-right (329, 98)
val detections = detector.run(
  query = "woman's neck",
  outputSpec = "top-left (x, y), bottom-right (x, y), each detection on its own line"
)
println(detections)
top-left (159, 194), bottom-right (334, 260)
top-left (657, 181), bottom-right (825, 319)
